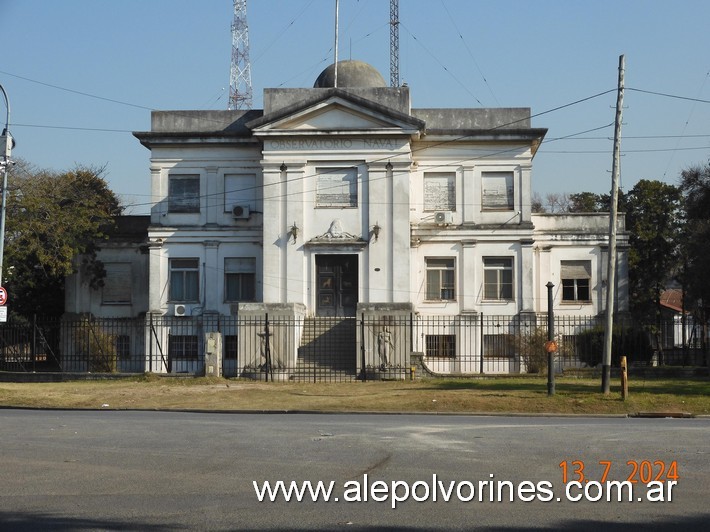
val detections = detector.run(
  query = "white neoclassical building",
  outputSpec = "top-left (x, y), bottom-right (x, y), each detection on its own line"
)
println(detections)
top-left (68, 60), bottom-right (628, 376)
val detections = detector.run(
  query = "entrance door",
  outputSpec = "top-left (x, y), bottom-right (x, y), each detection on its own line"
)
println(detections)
top-left (316, 255), bottom-right (358, 317)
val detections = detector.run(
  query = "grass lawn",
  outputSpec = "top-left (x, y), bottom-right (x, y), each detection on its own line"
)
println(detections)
top-left (1, 375), bottom-right (708, 415)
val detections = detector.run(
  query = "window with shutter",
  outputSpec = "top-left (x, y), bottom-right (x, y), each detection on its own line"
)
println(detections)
top-left (102, 263), bottom-right (132, 305)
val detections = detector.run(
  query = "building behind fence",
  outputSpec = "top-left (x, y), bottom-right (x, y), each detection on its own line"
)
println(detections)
top-left (1, 312), bottom-right (706, 380)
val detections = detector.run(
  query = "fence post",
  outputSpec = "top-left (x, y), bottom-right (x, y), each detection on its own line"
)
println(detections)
top-left (360, 313), bottom-right (366, 381)
top-left (149, 314), bottom-right (153, 373)
top-left (32, 314), bottom-right (37, 372)
top-left (479, 312), bottom-right (484, 375)
top-left (264, 313), bottom-right (271, 382)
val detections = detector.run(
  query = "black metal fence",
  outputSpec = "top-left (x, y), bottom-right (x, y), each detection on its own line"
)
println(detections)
top-left (0, 313), bottom-right (706, 379)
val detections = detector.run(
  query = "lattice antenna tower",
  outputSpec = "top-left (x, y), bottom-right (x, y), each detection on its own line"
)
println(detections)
top-left (389, 0), bottom-right (399, 87)
top-left (229, 0), bottom-right (253, 110)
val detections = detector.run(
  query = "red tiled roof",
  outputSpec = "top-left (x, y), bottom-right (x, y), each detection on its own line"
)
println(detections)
top-left (660, 289), bottom-right (683, 313)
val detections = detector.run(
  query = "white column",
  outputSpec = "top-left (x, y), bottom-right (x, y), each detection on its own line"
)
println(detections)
top-left (520, 239), bottom-right (535, 313)
top-left (150, 166), bottom-right (162, 224)
top-left (462, 165), bottom-right (475, 225)
top-left (519, 164), bottom-right (532, 224)
top-left (147, 239), bottom-right (164, 313)
top-left (261, 163), bottom-right (284, 303)
top-left (539, 246), bottom-right (552, 313)
top-left (461, 240), bottom-right (477, 312)
top-left (391, 161), bottom-right (411, 303)
top-left (367, 162), bottom-right (390, 303)
top-left (285, 164), bottom-right (306, 306)
top-left (203, 240), bottom-right (220, 311)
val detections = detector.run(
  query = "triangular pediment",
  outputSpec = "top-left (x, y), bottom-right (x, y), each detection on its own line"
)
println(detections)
top-left (279, 104), bottom-right (393, 130)
top-left (247, 91), bottom-right (424, 136)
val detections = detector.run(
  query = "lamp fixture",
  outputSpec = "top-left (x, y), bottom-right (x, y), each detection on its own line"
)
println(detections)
top-left (385, 161), bottom-right (393, 171)
top-left (288, 222), bottom-right (299, 243)
top-left (371, 222), bottom-right (381, 242)
top-left (280, 162), bottom-right (287, 172)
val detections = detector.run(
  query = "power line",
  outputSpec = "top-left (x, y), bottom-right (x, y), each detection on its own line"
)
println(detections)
top-left (400, 22), bottom-right (484, 106)
top-left (627, 87), bottom-right (710, 105)
top-left (13, 123), bottom-right (134, 133)
top-left (439, 0), bottom-right (500, 106)
top-left (0, 70), bottom-right (154, 111)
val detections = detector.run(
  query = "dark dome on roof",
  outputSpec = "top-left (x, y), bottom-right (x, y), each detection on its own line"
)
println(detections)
top-left (314, 60), bottom-right (387, 88)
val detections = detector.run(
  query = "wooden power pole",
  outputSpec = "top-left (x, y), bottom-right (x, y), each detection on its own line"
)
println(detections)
top-left (602, 54), bottom-right (625, 394)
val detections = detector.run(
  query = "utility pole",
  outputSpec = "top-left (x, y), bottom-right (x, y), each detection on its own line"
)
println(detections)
top-left (0, 83), bottom-right (13, 288)
top-left (390, 0), bottom-right (400, 87)
top-left (228, 0), bottom-right (253, 110)
top-left (601, 54), bottom-right (625, 394)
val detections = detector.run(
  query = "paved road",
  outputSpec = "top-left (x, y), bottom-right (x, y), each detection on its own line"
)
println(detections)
top-left (0, 410), bottom-right (708, 530)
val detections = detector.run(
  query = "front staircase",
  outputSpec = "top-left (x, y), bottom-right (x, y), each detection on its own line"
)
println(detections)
top-left (293, 317), bottom-right (357, 381)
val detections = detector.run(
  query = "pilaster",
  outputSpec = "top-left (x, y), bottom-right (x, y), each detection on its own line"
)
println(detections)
top-left (520, 239), bottom-right (535, 313)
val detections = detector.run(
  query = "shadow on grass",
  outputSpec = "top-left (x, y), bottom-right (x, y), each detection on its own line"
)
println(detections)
top-left (420, 377), bottom-right (710, 397)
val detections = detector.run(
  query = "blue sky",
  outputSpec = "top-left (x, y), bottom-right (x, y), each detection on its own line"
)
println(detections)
top-left (1, 0), bottom-right (709, 214)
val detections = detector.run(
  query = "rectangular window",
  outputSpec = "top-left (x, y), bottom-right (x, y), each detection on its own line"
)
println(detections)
top-left (168, 175), bottom-right (200, 213)
top-left (102, 263), bottom-right (132, 304)
top-left (169, 259), bottom-right (200, 302)
top-left (482, 171), bottom-right (514, 210)
top-left (224, 174), bottom-right (257, 212)
top-left (426, 258), bottom-right (456, 301)
top-left (168, 335), bottom-right (199, 360)
top-left (561, 260), bottom-right (592, 302)
top-left (224, 335), bottom-right (238, 361)
top-left (425, 334), bottom-right (456, 358)
top-left (115, 335), bottom-right (130, 359)
top-left (316, 167), bottom-right (357, 207)
top-left (483, 334), bottom-right (515, 358)
top-left (424, 172), bottom-right (455, 211)
top-left (483, 258), bottom-right (514, 301)
top-left (225, 257), bottom-right (256, 302)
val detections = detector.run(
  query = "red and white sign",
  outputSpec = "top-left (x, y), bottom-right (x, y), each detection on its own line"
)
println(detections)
top-left (0, 286), bottom-right (7, 306)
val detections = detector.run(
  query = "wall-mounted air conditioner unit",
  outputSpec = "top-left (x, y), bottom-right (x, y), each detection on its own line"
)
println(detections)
top-left (174, 304), bottom-right (191, 317)
top-left (232, 205), bottom-right (250, 219)
top-left (434, 211), bottom-right (453, 225)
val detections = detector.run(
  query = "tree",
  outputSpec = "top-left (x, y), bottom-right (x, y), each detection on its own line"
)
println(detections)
top-left (3, 160), bottom-right (122, 317)
top-left (544, 192), bottom-right (571, 213)
top-left (679, 162), bottom-right (710, 363)
top-left (623, 180), bottom-right (683, 357)
top-left (531, 192), bottom-right (545, 213)
top-left (568, 191), bottom-right (603, 213)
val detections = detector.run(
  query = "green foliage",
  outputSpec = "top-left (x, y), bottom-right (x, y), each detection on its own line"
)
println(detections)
top-left (3, 160), bottom-right (122, 317)
top-left (575, 325), bottom-right (653, 367)
top-left (72, 318), bottom-right (118, 373)
top-left (567, 181), bottom-right (682, 325)
top-left (679, 163), bottom-right (710, 336)
top-left (517, 327), bottom-right (573, 374)
top-left (624, 180), bottom-right (683, 324)
top-left (517, 327), bottom-right (550, 374)
top-left (568, 192), bottom-right (603, 213)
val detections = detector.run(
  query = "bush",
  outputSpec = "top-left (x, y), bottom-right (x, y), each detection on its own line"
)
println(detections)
top-left (517, 328), bottom-right (549, 374)
top-left (517, 327), bottom-right (573, 374)
top-left (72, 319), bottom-right (118, 372)
top-left (575, 325), bottom-right (653, 367)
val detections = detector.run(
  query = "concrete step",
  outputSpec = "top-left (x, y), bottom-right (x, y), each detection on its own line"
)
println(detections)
top-left (296, 317), bottom-right (357, 380)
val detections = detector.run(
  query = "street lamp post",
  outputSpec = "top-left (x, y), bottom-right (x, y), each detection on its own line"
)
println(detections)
top-left (0, 83), bottom-right (13, 288)
top-left (546, 282), bottom-right (556, 396)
